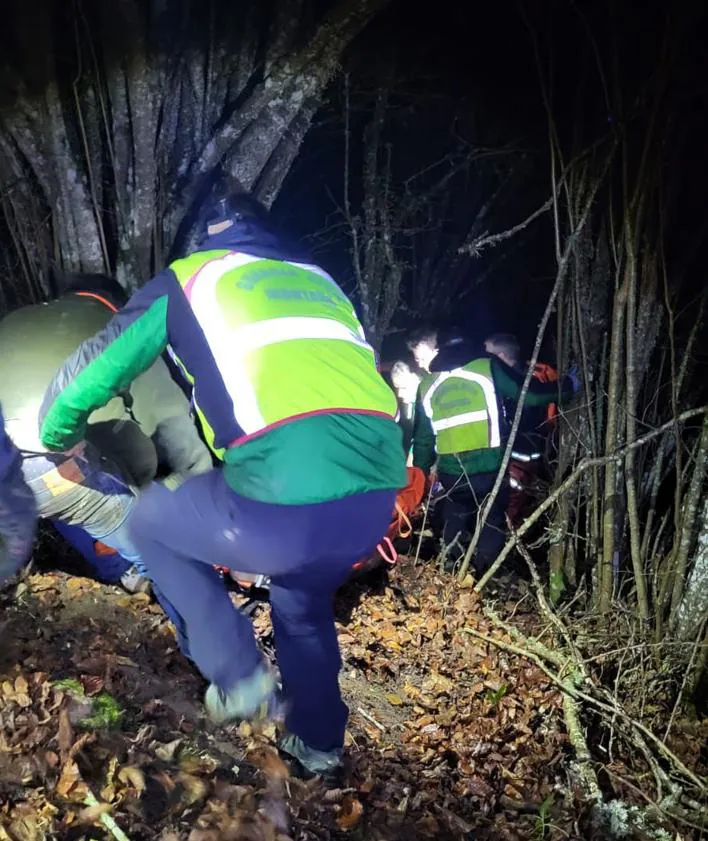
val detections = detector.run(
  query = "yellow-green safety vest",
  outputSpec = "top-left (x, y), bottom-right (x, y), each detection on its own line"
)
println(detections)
top-left (169, 249), bottom-right (397, 452)
top-left (420, 358), bottom-right (501, 455)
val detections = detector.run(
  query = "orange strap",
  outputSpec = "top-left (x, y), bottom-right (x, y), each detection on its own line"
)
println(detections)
top-left (395, 502), bottom-right (413, 539)
top-left (74, 291), bottom-right (119, 313)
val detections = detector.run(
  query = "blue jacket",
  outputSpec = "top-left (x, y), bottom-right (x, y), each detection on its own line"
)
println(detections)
top-left (0, 405), bottom-right (37, 584)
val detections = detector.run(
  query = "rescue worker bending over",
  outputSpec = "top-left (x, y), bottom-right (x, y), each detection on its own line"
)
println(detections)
top-left (410, 329), bottom-right (574, 575)
top-left (484, 333), bottom-right (559, 526)
top-left (0, 274), bottom-right (212, 599)
top-left (0, 405), bottom-right (37, 587)
top-left (39, 192), bottom-right (406, 780)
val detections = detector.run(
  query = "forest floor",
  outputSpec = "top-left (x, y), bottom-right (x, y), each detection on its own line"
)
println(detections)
top-left (0, 556), bottom-right (706, 841)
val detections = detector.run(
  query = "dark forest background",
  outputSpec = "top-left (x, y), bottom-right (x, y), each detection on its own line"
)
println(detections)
top-left (0, 0), bottom-right (707, 833)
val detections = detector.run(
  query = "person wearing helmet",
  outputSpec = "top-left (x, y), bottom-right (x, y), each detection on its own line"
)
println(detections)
top-left (411, 329), bottom-right (576, 575)
top-left (0, 405), bottom-right (37, 588)
top-left (39, 190), bottom-right (406, 779)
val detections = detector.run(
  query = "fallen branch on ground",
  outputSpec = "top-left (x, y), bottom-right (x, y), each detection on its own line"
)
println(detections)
top-left (356, 706), bottom-right (386, 733)
top-left (83, 790), bottom-right (131, 841)
top-left (464, 615), bottom-right (707, 830)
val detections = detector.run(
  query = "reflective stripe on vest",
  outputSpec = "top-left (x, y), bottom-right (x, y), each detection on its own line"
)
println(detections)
top-left (177, 250), bottom-right (385, 437)
top-left (422, 368), bottom-right (501, 448)
top-left (511, 450), bottom-right (542, 462)
top-left (432, 409), bottom-right (488, 432)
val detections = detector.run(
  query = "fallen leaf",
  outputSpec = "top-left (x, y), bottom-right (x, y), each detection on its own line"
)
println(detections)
top-left (118, 765), bottom-right (146, 794)
top-left (177, 772), bottom-right (208, 807)
top-left (337, 796), bottom-right (364, 830)
top-left (66, 579), bottom-right (88, 591)
top-left (247, 747), bottom-right (290, 781)
top-left (14, 675), bottom-right (29, 696)
top-left (77, 802), bottom-right (112, 824)
top-left (467, 775), bottom-right (495, 800)
top-left (154, 738), bottom-right (182, 762)
top-left (6, 816), bottom-right (40, 841)
top-left (187, 829), bottom-right (221, 841)
top-left (80, 675), bottom-right (104, 696)
top-left (56, 759), bottom-right (82, 798)
top-left (111, 655), bottom-right (139, 668)
top-left (358, 773), bottom-right (376, 794)
top-left (57, 708), bottom-right (73, 762)
top-left (385, 693), bottom-right (404, 706)
top-left (44, 750), bottom-right (59, 768)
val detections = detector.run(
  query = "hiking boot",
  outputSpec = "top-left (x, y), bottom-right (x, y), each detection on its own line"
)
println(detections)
top-left (120, 565), bottom-right (152, 595)
top-left (277, 733), bottom-right (343, 783)
top-left (205, 665), bottom-right (283, 726)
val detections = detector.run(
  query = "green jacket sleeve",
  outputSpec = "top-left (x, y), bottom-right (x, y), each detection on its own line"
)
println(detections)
top-left (39, 273), bottom-right (172, 452)
top-left (412, 388), bottom-right (436, 474)
top-left (492, 357), bottom-right (570, 406)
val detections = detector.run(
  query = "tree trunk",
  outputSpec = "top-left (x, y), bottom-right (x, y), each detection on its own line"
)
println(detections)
top-left (674, 496), bottom-right (708, 642)
top-left (598, 275), bottom-right (628, 612)
top-left (623, 239), bottom-right (650, 622)
top-left (0, 0), bottom-right (391, 294)
top-left (669, 414), bottom-right (708, 630)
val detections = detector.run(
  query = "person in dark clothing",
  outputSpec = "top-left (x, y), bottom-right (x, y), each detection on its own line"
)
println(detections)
top-left (410, 331), bottom-right (576, 575)
top-left (484, 332), bottom-right (560, 527)
top-left (0, 275), bottom-right (212, 652)
top-left (0, 405), bottom-right (37, 587)
top-left (40, 192), bottom-right (406, 779)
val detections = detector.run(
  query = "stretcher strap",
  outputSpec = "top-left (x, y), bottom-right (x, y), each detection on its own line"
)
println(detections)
top-left (74, 291), bottom-right (119, 313)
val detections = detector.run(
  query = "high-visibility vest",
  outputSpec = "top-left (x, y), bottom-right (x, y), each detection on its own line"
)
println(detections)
top-left (169, 249), bottom-right (397, 454)
top-left (420, 358), bottom-right (501, 455)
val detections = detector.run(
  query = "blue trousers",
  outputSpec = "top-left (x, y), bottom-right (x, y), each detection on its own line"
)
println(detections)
top-left (129, 470), bottom-right (395, 752)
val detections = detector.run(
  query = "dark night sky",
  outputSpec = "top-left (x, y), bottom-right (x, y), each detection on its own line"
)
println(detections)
top-left (276, 0), bottom-right (708, 361)
top-left (276, 0), bottom-right (552, 355)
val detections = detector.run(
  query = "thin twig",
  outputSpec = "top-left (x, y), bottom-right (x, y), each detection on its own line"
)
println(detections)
top-left (458, 197), bottom-right (553, 255)
top-left (464, 626), bottom-right (706, 792)
top-left (474, 406), bottom-right (708, 592)
top-left (356, 707), bottom-right (386, 733)
top-left (458, 142), bottom-right (614, 582)
top-left (413, 479), bottom-right (435, 566)
top-left (663, 613), bottom-right (708, 744)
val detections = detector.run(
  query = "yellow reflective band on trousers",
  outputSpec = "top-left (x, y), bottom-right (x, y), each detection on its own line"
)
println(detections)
top-left (169, 250), bottom-right (398, 442)
top-left (421, 359), bottom-right (500, 455)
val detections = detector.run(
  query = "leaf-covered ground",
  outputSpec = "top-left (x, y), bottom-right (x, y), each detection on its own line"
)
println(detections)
top-left (0, 560), bottom-right (703, 841)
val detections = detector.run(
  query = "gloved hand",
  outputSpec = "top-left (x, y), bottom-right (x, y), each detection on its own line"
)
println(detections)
top-left (426, 469), bottom-right (443, 498)
top-left (565, 363), bottom-right (582, 395)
